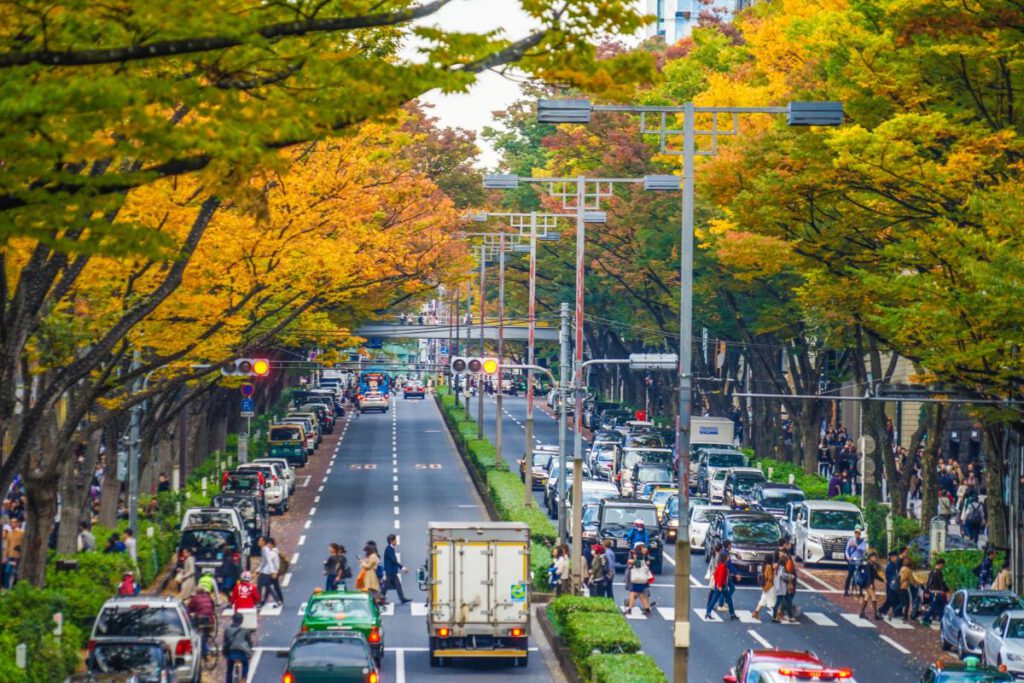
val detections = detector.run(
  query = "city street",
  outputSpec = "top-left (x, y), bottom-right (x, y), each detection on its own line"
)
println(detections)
top-left (468, 393), bottom-right (933, 682)
top-left (245, 395), bottom-right (561, 683)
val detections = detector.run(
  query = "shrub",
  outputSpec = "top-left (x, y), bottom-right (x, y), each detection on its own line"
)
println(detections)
top-left (0, 582), bottom-right (83, 682)
top-left (487, 470), bottom-right (557, 544)
top-left (549, 595), bottom-right (618, 629)
top-left (587, 653), bottom-right (667, 683)
top-left (45, 551), bottom-right (133, 633)
top-left (532, 542), bottom-right (552, 592)
top-left (563, 611), bottom-right (641, 673)
top-left (936, 549), bottom-right (1004, 590)
top-left (863, 502), bottom-right (923, 556)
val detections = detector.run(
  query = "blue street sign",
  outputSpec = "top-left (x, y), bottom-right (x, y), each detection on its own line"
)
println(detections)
top-left (240, 383), bottom-right (255, 398)
top-left (240, 398), bottom-right (255, 413)
top-left (440, 345), bottom-right (448, 355)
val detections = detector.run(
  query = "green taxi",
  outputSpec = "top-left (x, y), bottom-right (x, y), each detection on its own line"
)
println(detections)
top-left (920, 657), bottom-right (1014, 682)
top-left (299, 590), bottom-right (384, 665)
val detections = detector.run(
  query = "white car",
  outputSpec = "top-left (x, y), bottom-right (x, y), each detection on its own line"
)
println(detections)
top-left (983, 609), bottom-right (1024, 672)
top-left (709, 468), bottom-right (729, 503)
top-left (179, 506), bottom-right (246, 534)
top-left (251, 457), bottom-right (296, 494)
top-left (237, 463), bottom-right (289, 513)
top-left (688, 504), bottom-right (730, 550)
top-left (792, 500), bottom-right (865, 565)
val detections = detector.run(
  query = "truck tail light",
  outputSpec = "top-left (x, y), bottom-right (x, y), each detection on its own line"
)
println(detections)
top-left (436, 627), bottom-right (450, 637)
top-left (368, 672), bottom-right (379, 683)
top-left (509, 627), bottom-right (524, 637)
top-left (283, 673), bottom-right (294, 683)
top-left (175, 639), bottom-right (193, 656)
top-left (368, 626), bottom-right (381, 644)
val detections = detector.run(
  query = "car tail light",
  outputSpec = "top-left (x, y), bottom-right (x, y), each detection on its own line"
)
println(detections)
top-left (368, 672), bottom-right (379, 683)
top-left (436, 627), bottom-right (450, 637)
top-left (300, 624), bottom-right (309, 632)
top-left (283, 673), bottom-right (294, 683)
top-left (509, 627), bottom-right (524, 637)
top-left (777, 669), bottom-right (852, 680)
top-left (175, 639), bottom-right (193, 656)
top-left (368, 626), bottom-right (381, 644)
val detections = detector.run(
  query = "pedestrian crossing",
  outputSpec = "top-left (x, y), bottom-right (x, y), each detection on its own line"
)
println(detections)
top-left (613, 605), bottom-right (911, 630)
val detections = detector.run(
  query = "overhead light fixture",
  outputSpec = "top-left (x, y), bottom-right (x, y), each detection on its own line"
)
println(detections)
top-left (786, 101), bottom-right (844, 127)
top-left (644, 174), bottom-right (680, 191)
top-left (537, 98), bottom-right (593, 124)
top-left (483, 174), bottom-right (519, 189)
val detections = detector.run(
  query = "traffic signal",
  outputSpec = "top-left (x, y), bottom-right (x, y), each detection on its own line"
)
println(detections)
top-left (450, 357), bottom-right (498, 374)
top-left (222, 358), bottom-right (271, 377)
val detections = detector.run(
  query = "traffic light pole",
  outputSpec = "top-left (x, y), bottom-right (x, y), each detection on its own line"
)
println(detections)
top-left (496, 234), bottom-right (505, 468)
top-left (524, 213), bottom-right (537, 508)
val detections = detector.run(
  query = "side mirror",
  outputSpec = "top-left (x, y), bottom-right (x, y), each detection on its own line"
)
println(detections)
top-left (416, 566), bottom-right (427, 586)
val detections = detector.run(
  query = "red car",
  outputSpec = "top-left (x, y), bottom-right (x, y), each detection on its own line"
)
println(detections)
top-left (724, 650), bottom-right (856, 683)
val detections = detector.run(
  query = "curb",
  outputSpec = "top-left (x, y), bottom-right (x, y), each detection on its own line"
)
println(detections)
top-left (537, 606), bottom-right (584, 683)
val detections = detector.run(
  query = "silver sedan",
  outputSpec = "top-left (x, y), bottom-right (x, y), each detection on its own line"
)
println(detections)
top-left (942, 589), bottom-right (1024, 658)
top-left (983, 609), bottom-right (1024, 673)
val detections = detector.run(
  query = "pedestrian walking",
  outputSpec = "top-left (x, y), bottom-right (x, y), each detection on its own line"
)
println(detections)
top-left (215, 543), bottom-right (240, 593)
top-left (993, 563), bottom-right (1012, 591)
top-left (878, 549), bottom-right (902, 620)
top-left (323, 543), bottom-right (341, 591)
top-left (625, 545), bottom-right (653, 617)
top-left (222, 612), bottom-right (254, 683)
top-left (921, 558), bottom-right (950, 626)
top-left (357, 544), bottom-right (382, 603)
top-left (752, 554), bottom-right (777, 621)
top-left (257, 537), bottom-right (283, 608)
top-left (976, 548), bottom-right (996, 589)
top-left (77, 521), bottom-right (96, 552)
top-left (772, 551), bottom-right (797, 623)
top-left (381, 534), bottom-right (412, 604)
top-left (176, 547), bottom-right (197, 599)
top-left (899, 556), bottom-right (923, 620)
top-left (706, 550), bottom-right (738, 620)
top-left (843, 526), bottom-right (867, 596)
top-left (858, 552), bottom-right (883, 619)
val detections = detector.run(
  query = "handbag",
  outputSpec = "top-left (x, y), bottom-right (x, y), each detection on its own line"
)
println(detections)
top-left (355, 568), bottom-right (367, 591)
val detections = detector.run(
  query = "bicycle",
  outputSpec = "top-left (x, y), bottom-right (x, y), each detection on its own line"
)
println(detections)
top-left (191, 614), bottom-right (220, 673)
top-left (228, 654), bottom-right (245, 683)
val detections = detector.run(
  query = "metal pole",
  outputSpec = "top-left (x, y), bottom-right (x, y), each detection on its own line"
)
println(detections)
top-left (496, 234), bottom-right (505, 465)
top-left (127, 349), bottom-right (142, 534)
top-left (478, 245), bottom-right (486, 439)
top-left (525, 213), bottom-right (538, 508)
top-left (557, 303), bottom-right (571, 546)
top-left (447, 288), bottom-right (454, 388)
top-left (673, 100), bottom-right (695, 683)
top-left (571, 176), bottom-right (587, 589)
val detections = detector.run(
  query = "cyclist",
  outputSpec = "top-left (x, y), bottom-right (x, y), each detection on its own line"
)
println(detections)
top-left (230, 570), bottom-right (260, 610)
top-left (222, 612), bottom-right (254, 683)
top-left (187, 584), bottom-right (217, 653)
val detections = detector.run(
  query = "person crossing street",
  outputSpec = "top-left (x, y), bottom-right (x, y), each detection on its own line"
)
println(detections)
top-left (381, 534), bottom-right (411, 604)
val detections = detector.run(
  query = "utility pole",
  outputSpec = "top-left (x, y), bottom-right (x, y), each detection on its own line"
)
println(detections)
top-left (127, 349), bottom-right (142, 534)
top-left (557, 303), bottom-right (570, 545)
top-left (496, 234), bottom-right (506, 466)
top-left (571, 176), bottom-right (587, 589)
top-left (478, 244), bottom-right (486, 438)
top-left (524, 212), bottom-right (538, 508)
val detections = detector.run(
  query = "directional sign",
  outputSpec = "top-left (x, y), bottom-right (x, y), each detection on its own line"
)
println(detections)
top-left (510, 583), bottom-right (527, 603)
top-left (629, 353), bottom-right (678, 370)
top-left (240, 397), bottom-right (255, 413)
top-left (240, 383), bottom-right (255, 398)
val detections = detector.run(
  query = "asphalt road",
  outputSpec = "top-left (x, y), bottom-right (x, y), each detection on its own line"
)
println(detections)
top-left (246, 395), bottom-right (560, 683)
top-left (468, 392), bottom-right (931, 683)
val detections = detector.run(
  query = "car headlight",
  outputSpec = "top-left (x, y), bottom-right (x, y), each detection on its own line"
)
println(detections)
top-left (1006, 652), bottom-right (1024, 663)
top-left (968, 621), bottom-right (986, 633)
top-left (667, 519), bottom-right (678, 528)
top-left (807, 535), bottom-right (824, 544)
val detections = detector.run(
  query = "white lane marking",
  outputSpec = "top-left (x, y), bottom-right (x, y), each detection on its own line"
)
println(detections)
top-left (394, 519), bottom-right (400, 529)
top-left (281, 572), bottom-right (292, 587)
top-left (291, 552), bottom-right (299, 565)
top-left (300, 476), bottom-right (311, 487)
top-left (880, 634), bottom-right (911, 654)
top-left (663, 552), bottom-right (676, 566)
top-left (309, 507), bottom-right (317, 516)
top-left (621, 608), bottom-right (647, 620)
top-left (379, 603), bottom-right (395, 616)
top-left (258, 603), bottom-right (282, 616)
top-left (694, 609), bottom-right (721, 622)
top-left (393, 466), bottom-right (398, 473)
top-left (411, 603), bottom-right (429, 616)
top-left (313, 495), bottom-right (320, 504)
top-left (318, 485), bottom-right (324, 493)
top-left (304, 520), bottom-right (311, 530)
top-left (748, 629), bottom-right (773, 649)
top-left (690, 575), bottom-right (703, 588)
top-left (297, 535), bottom-right (306, 546)
top-left (657, 607), bottom-right (675, 620)
top-left (799, 569), bottom-right (841, 592)
top-left (297, 602), bottom-right (307, 616)
top-left (885, 617), bottom-right (914, 630)
top-left (735, 610), bottom-right (759, 623)
top-left (393, 475), bottom-right (398, 482)
top-left (394, 506), bottom-right (400, 515)
top-left (246, 650), bottom-right (262, 683)
top-left (840, 613), bottom-right (876, 628)
top-left (393, 484), bottom-right (399, 492)
top-left (396, 648), bottom-right (406, 683)
top-left (394, 494), bottom-right (399, 502)
top-left (325, 468), bottom-right (332, 474)
top-left (805, 612), bottom-right (838, 626)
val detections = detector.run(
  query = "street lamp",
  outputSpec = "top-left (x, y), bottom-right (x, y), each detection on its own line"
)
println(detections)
top-left (538, 95), bottom-right (844, 683)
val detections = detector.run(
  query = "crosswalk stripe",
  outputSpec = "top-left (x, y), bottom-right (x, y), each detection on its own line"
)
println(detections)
top-left (379, 603), bottom-right (395, 616)
top-left (411, 603), bottom-right (429, 617)
top-left (657, 607), bottom-right (675, 620)
top-left (884, 617), bottom-right (914, 630)
top-left (735, 610), bottom-right (760, 624)
top-left (840, 613), bottom-right (876, 628)
top-left (258, 603), bottom-right (282, 616)
top-left (805, 612), bottom-right (838, 626)
top-left (694, 609), bottom-right (722, 622)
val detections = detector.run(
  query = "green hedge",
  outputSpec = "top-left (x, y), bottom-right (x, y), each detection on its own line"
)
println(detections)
top-left (531, 542), bottom-right (553, 593)
top-left (564, 611), bottom-right (642, 674)
top-left (587, 653), bottom-right (667, 683)
top-left (487, 470), bottom-right (557, 544)
top-left (755, 458), bottom-right (859, 506)
top-left (0, 583), bottom-right (83, 683)
top-left (935, 549), bottom-right (1005, 591)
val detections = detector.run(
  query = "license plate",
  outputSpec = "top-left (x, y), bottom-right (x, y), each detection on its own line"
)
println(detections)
top-left (832, 552), bottom-right (845, 560)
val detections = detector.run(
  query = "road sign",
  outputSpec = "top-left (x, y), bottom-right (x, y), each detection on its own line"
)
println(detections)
top-left (440, 345), bottom-right (448, 355)
top-left (240, 383), bottom-right (255, 398)
top-left (629, 353), bottom-right (678, 370)
top-left (241, 397), bottom-right (255, 413)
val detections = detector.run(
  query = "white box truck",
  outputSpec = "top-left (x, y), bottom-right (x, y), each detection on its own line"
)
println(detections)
top-left (691, 416), bottom-right (736, 447)
top-left (416, 521), bottom-right (531, 668)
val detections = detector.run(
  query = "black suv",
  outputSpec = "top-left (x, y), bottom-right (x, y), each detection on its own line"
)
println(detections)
top-left (751, 483), bottom-right (805, 519)
top-left (595, 497), bottom-right (665, 574)
top-left (703, 510), bottom-right (781, 579)
top-left (212, 492), bottom-right (270, 554)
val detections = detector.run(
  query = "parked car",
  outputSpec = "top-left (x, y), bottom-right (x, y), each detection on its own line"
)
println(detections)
top-left (90, 596), bottom-right (201, 683)
top-left (277, 416), bottom-right (317, 454)
top-left (287, 411), bottom-right (323, 445)
top-left (178, 506), bottom-right (245, 536)
top-left (791, 500), bottom-right (866, 566)
top-left (519, 448), bottom-right (555, 489)
top-left (251, 457), bottom-right (296, 495)
top-left (941, 589), bottom-right (1024, 659)
top-left (72, 639), bottom-right (177, 683)
top-left (721, 467), bottom-right (768, 509)
top-left (688, 503), bottom-right (730, 551)
top-left (594, 497), bottom-right (664, 574)
top-left (723, 649), bottom-right (857, 683)
top-left (211, 492), bottom-right (269, 553)
top-left (221, 470), bottom-right (266, 502)
top-left (237, 462), bottom-right (289, 513)
top-left (589, 442), bottom-right (620, 480)
top-left (267, 423), bottom-right (309, 467)
top-left (278, 631), bottom-right (380, 683)
top-left (703, 510), bottom-right (781, 579)
top-left (178, 523), bottom-right (247, 574)
top-left (982, 608), bottom-right (1024, 673)
top-left (751, 483), bottom-right (806, 520)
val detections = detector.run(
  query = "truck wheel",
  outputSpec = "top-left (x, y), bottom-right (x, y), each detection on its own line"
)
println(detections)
top-left (514, 653), bottom-right (528, 667)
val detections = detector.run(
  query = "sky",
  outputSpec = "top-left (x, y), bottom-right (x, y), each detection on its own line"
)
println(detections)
top-left (406, 1), bottom-right (539, 168)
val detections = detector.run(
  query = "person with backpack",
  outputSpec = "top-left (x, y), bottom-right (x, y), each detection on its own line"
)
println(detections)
top-left (751, 553), bottom-right (777, 621)
top-left (335, 545), bottom-right (353, 591)
top-left (858, 552), bottom-right (883, 619)
top-left (963, 496), bottom-right (985, 544)
top-left (843, 526), bottom-right (868, 596)
top-left (878, 548), bottom-right (902, 620)
top-left (117, 570), bottom-right (140, 597)
top-left (977, 548), bottom-right (996, 589)
top-left (921, 557), bottom-right (950, 626)
top-left (222, 612), bottom-right (254, 683)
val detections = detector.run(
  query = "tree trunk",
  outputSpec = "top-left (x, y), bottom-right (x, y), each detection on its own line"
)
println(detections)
top-left (984, 425), bottom-right (1010, 548)
top-left (919, 403), bottom-right (946, 533)
top-left (21, 468), bottom-right (59, 585)
top-left (98, 425), bottom-right (122, 527)
top-left (896, 405), bottom-right (929, 517)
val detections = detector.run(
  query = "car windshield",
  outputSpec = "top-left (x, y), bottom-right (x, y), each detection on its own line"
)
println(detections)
top-left (307, 597), bottom-right (373, 620)
top-left (1007, 619), bottom-right (1024, 639)
top-left (809, 510), bottom-right (863, 531)
top-left (224, 476), bottom-right (260, 492)
top-left (96, 607), bottom-right (185, 637)
top-left (727, 519), bottom-right (780, 544)
top-left (707, 453), bottom-right (747, 468)
top-left (734, 476), bottom-right (765, 494)
top-left (967, 596), bottom-right (1024, 615)
top-left (637, 467), bottom-right (673, 484)
top-left (532, 452), bottom-right (550, 467)
top-left (213, 497), bottom-right (255, 518)
top-left (92, 643), bottom-right (165, 673)
top-left (628, 433), bottom-right (664, 448)
top-left (582, 506), bottom-right (600, 524)
top-left (582, 488), bottom-right (617, 505)
top-left (270, 426), bottom-right (302, 441)
top-left (180, 528), bottom-right (235, 550)
top-left (713, 470), bottom-right (728, 482)
top-left (760, 490), bottom-right (805, 508)
top-left (692, 508), bottom-right (723, 524)
top-left (602, 506), bottom-right (659, 527)
top-left (184, 511), bottom-right (235, 527)
top-left (597, 452), bottom-right (615, 464)
top-left (290, 640), bottom-right (370, 668)
top-left (622, 449), bottom-right (671, 470)
top-left (651, 490), bottom-right (676, 505)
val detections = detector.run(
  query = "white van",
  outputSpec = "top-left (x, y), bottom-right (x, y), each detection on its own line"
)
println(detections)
top-left (791, 500), bottom-right (865, 565)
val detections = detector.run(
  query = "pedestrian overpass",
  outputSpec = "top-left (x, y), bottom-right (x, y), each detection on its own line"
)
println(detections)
top-left (353, 322), bottom-right (558, 343)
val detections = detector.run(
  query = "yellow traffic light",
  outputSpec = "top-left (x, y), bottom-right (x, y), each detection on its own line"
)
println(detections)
top-left (252, 359), bottom-right (270, 377)
top-left (482, 358), bottom-right (499, 374)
